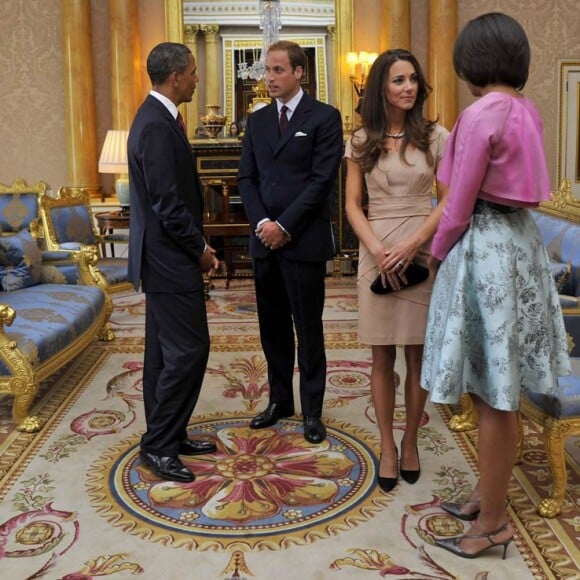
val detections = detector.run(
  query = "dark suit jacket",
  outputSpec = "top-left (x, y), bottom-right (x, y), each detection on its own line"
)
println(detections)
top-left (237, 93), bottom-right (343, 262)
top-left (127, 95), bottom-right (206, 293)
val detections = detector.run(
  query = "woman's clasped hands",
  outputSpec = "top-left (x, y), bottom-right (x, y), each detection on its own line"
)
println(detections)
top-left (374, 241), bottom-right (418, 292)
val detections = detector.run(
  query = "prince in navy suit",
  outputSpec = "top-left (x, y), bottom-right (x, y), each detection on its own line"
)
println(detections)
top-left (128, 43), bottom-right (219, 482)
top-left (237, 41), bottom-right (343, 443)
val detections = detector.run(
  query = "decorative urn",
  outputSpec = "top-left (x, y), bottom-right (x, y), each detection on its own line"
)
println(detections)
top-left (201, 105), bottom-right (227, 139)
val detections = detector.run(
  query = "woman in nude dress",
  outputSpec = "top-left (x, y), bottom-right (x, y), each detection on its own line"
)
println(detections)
top-left (345, 49), bottom-right (449, 492)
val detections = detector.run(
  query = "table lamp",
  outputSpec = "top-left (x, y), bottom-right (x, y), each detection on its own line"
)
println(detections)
top-left (98, 129), bottom-right (130, 212)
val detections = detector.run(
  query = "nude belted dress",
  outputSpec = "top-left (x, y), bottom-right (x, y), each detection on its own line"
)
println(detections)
top-left (345, 124), bottom-right (448, 345)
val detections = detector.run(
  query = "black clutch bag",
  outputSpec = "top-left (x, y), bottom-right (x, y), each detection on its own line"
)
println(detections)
top-left (370, 263), bottom-right (429, 295)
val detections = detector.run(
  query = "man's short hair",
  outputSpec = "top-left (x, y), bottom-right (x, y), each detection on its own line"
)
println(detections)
top-left (267, 40), bottom-right (306, 72)
top-left (147, 42), bottom-right (192, 86)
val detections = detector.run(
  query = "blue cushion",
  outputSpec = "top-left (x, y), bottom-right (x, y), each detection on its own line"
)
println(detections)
top-left (49, 205), bottom-right (96, 245)
top-left (98, 259), bottom-right (129, 285)
top-left (0, 284), bottom-right (105, 374)
top-left (0, 230), bottom-right (42, 291)
top-left (0, 193), bottom-right (39, 233)
top-left (527, 358), bottom-right (580, 418)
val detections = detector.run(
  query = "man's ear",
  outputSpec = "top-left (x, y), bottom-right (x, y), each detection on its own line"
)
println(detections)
top-left (295, 65), bottom-right (304, 80)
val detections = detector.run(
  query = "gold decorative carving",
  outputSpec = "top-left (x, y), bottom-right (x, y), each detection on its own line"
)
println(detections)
top-left (0, 177), bottom-right (47, 195)
top-left (200, 24), bottom-right (219, 42)
top-left (521, 396), bottom-right (580, 518)
top-left (184, 23), bottom-right (200, 43)
top-left (448, 393), bottom-right (478, 432)
top-left (539, 178), bottom-right (580, 224)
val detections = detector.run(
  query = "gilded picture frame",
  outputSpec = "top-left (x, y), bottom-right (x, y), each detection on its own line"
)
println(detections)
top-left (540, 60), bottom-right (580, 224)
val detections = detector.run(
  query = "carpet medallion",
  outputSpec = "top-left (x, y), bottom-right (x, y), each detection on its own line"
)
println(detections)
top-left (89, 416), bottom-right (386, 552)
top-left (0, 282), bottom-right (578, 579)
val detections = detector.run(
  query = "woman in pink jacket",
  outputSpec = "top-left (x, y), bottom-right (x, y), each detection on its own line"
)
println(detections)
top-left (421, 12), bottom-right (570, 559)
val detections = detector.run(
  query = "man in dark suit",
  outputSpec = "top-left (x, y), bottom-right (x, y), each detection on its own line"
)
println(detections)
top-left (237, 41), bottom-right (343, 443)
top-left (128, 42), bottom-right (218, 482)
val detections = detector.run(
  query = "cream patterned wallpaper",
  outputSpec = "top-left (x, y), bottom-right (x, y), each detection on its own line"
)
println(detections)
top-left (0, 0), bottom-right (67, 191)
top-left (456, 0), bottom-right (580, 185)
top-left (0, 1), bottom-right (578, 190)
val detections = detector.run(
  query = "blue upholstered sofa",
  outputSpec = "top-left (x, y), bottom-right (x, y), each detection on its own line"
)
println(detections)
top-left (447, 190), bottom-right (580, 517)
top-left (0, 179), bottom-right (113, 432)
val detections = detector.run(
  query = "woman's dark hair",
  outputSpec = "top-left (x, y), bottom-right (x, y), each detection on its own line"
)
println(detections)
top-left (453, 12), bottom-right (530, 90)
top-left (352, 49), bottom-right (436, 172)
top-left (147, 42), bottom-right (192, 86)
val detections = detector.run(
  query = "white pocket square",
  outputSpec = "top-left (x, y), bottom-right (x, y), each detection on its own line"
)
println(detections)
top-left (294, 131), bottom-right (308, 137)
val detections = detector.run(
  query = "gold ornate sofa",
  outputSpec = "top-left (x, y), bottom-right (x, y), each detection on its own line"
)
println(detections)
top-left (0, 179), bottom-right (112, 432)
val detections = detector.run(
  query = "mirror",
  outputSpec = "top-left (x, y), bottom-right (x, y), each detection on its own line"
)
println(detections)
top-left (539, 61), bottom-right (580, 223)
top-left (164, 0), bottom-right (354, 119)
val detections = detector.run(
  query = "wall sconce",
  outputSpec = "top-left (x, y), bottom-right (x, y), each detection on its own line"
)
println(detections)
top-left (346, 51), bottom-right (378, 97)
top-left (98, 129), bottom-right (130, 212)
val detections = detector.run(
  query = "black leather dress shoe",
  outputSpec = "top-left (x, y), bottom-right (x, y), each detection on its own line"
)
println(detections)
top-left (304, 416), bottom-right (326, 444)
top-left (250, 403), bottom-right (295, 429)
top-left (178, 439), bottom-right (217, 456)
top-left (139, 451), bottom-right (194, 482)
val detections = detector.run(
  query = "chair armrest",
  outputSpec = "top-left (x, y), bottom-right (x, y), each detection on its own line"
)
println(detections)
top-left (41, 250), bottom-right (79, 262)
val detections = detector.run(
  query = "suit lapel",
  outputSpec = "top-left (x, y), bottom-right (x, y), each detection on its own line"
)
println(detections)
top-left (147, 96), bottom-right (202, 206)
top-left (263, 102), bottom-right (280, 152)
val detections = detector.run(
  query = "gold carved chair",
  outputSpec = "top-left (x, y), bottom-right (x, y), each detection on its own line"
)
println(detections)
top-left (39, 187), bottom-right (132, 294)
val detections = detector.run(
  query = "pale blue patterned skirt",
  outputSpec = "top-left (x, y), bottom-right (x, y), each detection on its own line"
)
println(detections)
top-left (421, 200), bottom-right (571, 411)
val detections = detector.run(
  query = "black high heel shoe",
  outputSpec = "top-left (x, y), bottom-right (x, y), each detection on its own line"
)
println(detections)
top-left (435, 522), bottom-right (513, 559)
top-left (377, 448), bottom-right (398, 493)
top-left (400, 444), bottom-right (420, 484)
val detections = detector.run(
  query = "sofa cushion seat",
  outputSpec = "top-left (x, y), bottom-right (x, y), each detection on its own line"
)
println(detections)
top-left (0, 284), bottom-right (105, 373)
top-left (527, 372), bottom-right (580, 419)
top-left (97, 258), bottom-right (129, 285)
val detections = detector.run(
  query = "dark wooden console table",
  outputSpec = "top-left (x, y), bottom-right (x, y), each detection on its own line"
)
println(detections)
top-left (94, 210), bottom-right (130, 257)
top-left (191, 139), bottom-right (253, 291)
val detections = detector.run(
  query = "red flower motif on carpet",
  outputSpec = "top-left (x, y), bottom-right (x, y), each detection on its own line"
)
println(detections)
top-left (135, 425), bottom-right (355, 524)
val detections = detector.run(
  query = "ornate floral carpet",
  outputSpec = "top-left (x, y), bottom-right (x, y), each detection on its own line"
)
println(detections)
top-left (0, 278), bottom-right (578, 580)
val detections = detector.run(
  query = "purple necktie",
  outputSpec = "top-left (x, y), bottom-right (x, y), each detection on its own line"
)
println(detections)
top-left (279, 105), bottom-right (289, 135)
top-left (176, 112), bottom-right (187, 136)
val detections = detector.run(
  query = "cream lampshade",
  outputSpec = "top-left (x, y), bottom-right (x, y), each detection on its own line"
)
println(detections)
top-left (98, 129), bottom-right (130, 210)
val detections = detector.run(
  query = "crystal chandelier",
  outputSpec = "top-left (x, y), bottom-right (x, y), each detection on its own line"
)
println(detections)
top-left (237, 1), bottom-right (282, 84)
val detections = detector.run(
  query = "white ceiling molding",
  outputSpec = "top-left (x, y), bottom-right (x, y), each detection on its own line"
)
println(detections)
top-left (183, 1), bottom-right (334, 27)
